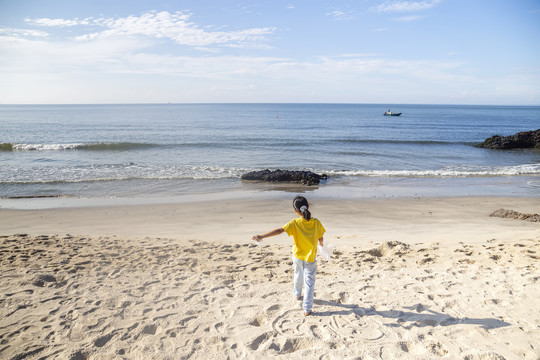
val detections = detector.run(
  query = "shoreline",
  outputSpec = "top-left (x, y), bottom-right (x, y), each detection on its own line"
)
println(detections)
top-left (1, 172), bottom-right (539, 209)
top-left (2, 173), bottom-right (539, 206)
top-left (1, 194), bottom-right (538, 245)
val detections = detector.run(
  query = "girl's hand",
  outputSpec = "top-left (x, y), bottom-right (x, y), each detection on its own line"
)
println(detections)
top-left (252, 228), bottom-right (283, 242)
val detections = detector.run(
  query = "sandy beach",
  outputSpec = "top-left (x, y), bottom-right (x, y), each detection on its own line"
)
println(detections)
top-left (1, 195), bottom-right (539, 359)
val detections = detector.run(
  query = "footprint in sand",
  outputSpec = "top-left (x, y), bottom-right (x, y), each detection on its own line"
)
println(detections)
top-left (142, 324), bottom-right (157, 335)
top-left (330, 317), bottom-right (384, 341)
top-left (266, 304), bottom-right (281, 313)
top-left (464, 352), bottom-right (506, 360)
top-left (70, 350), bottom-right (87, 360)
top-left (249, 316), bottom-right (267, 327)
top-left (94, 332), bottom-right (115, 347)
top-left (279, 337), bottom-right (317, 354)
top-left (214, 321), bottom-right (227, 333)
top-left (427, 341), bottom-right (449, 356)
top-left (332, 291), bottom-right (350, 304)
top-left (398, 339), bottom-right (448, 356)
top-left (247, 331), bottom-right (273, 351)
top-left (271, 309), bottom-right (303, 335)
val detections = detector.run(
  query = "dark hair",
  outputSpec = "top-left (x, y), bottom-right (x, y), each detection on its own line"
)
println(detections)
top-left (293, 195), bottom-right (311, 221)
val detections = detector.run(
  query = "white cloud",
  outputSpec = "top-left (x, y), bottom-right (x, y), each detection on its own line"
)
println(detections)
top-left (326, 9), bottom-right (356, 21)
top-left (372, 0), bottom-right (441, 13)
top-left (0, 27), bottom-right (49, 38)
top-left (110, 53), bottom-right (290, 78)
top-left (0, 31), bottom-right (152, 74)
top-left (24, 11), bottom-right (276, 48)
top-left (24, 17), bottom-right (91, 27)
top-left (0, 29), bottom-right (466, 83)
top-left (3, 7), bottom-right (538, 104)
top-left (2, 44), bottom-right (537, 104)
top-left (493, 68), bottom-right (540, 101)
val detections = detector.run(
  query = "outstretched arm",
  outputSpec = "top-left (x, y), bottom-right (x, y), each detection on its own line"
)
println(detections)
top-left (252, 227), bottom-right (285, 242)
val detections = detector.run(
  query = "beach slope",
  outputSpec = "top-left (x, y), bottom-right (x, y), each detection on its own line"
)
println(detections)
top-left (1, 196), bottom-right (539, 359)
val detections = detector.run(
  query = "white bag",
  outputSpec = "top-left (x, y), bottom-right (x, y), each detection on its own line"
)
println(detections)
top-left (317, 243), bottom-right (335, 261)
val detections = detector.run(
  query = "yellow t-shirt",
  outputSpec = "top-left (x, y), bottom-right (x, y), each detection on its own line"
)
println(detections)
top-left (283, 217), bottom-right (326, 262)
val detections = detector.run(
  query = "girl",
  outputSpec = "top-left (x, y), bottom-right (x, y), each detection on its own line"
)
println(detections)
top-left (252, 196), bottom-right (325, 316)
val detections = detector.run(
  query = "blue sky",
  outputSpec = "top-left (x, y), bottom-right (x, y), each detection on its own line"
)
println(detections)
top-left (1, 0), bottom-right (539, 104)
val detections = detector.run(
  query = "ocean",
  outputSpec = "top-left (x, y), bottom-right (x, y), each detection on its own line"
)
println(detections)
top-left (1, 103), bottom-right (539, 204)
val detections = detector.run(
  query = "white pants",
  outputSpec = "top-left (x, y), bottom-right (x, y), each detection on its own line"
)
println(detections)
top-left (293, 256), bottom-right (316, 312)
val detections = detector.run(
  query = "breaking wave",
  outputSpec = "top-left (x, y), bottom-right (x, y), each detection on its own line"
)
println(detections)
top-left (0, 164), bottom-right (248, 184)
top-left (327, 164), bottom-right (540, 178)
top-left (3, 164), bottom-right (539, 187)
top-left (0, 142), bottom-right (157, 151)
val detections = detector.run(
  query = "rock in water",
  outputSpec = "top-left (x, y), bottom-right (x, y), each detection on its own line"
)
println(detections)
top-left (240, 169), bottom-right (328, 186)
top-left (476, 129), bottom-right (540, 149)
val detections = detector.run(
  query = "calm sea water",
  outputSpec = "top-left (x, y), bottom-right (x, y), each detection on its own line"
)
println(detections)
top-left (1, 103), bottom-right (539, 201)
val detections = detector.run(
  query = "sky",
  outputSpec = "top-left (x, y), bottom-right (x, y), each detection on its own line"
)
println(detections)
top-left (0, 0), bottom-right (539, 105)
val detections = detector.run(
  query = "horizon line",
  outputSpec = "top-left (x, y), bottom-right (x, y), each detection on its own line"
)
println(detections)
top-left (1, 102), bottom-right (539, 107)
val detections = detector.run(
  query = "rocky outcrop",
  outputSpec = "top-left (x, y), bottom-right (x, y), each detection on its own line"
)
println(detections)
top-left (241, 169), bottom-right (328, 186)
top-left (490, 208), bottom-right (540, 222)
top-left (476, 129), bottom-right (540, 149)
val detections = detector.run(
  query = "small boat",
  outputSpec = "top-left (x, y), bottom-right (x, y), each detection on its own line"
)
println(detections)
top-left (384, 110), bottom-right (401, 116)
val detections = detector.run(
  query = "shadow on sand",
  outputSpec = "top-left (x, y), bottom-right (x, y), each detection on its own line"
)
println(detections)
top-left (313, 299), bottom-right (510, 330)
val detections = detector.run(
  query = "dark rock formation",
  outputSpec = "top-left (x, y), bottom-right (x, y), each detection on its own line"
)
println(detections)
top-left (476, 129), bottom-right (540, 149)
top-left (241, 169), bottom-right (328, 186)
top-left (490, 208), bottom-right (540, 222)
